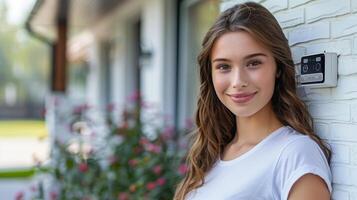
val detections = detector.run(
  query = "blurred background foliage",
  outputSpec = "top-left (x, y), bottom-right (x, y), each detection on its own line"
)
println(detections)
top-left (0, 0), bottom-right (49, 117)
top-left (28, 102), bottom-right (190, 200)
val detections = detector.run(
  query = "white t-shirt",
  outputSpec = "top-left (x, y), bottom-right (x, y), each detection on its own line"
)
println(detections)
top-left (186, 126), bottom-right (332, 200)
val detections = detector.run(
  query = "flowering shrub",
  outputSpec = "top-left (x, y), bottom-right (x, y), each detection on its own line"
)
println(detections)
top-left (103, 114), bottom-right (188, 200)
top-left (29, 96), bottom-right (190, 200)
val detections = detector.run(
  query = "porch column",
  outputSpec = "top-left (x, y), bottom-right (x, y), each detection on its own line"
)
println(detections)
top-left (52, 0), bottom-right (69, 92)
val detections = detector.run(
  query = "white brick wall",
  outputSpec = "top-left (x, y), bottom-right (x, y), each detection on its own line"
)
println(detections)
top-left (291, 46), bottom-right (306, 63)
top-left (353, 0), bottom-right (357, 12)
top-left (262, 0), bottom-right (288, 12)
top-left (331, 77), bottom-right (357, 100)
top-left (352, 104), bottom-right (357, 122)
top-left (330, 142), bottom-right (350, 164)
top-left (309, 103), bottom-right (350, 121)
top-left (305, 39), bottom-right (352, 56)
top-left (288, 22), bottom-right (330, 45)
top-left (290, 0), bottom-right (310, 8)
top-left (275, 7), bottom-right (304, 28)
top-left (332, 14), bottom-right (357, 38)
top-left (221, 0), bottom-right (357, 198)
top-left (353, 37), bottom-right (357, 54)
top-left (339, 56), bottom-right (357, 75)
top-left (305, 0), bottom-right (350, 23)
top-left (332, 189), bottom-right (350, 200)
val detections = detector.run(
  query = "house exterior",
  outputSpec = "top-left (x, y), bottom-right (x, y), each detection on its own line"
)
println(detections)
top-left (27, 0), bottom-right (357, 199)
top-left (27, 0), bottom-right (220, 128)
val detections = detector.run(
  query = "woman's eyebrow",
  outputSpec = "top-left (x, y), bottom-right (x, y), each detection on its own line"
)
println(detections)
top-left (212, 58), bottom-right (230, 63)
top-left (212, 53), bottom-right (267, 63)
top-left (244, 53), bottom-right (267, 60)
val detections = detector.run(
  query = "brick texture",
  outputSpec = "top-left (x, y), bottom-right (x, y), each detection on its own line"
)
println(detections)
top-left (275, 8), bottom-right (304, 28)
top-left (289, 0), bottom-right (311, 8)
top-left (305, 0), bottom-right (349, 23)
top-left (353, 37), bottom-right (357, 54)
top-left (288, 22), bottom-right (330, 45)
top-left (332, 14), bottom-right (357, 38)
top-left (304, 39), bottom-right (352, 56)
top-left (353, 0), bottom-right (357, 13)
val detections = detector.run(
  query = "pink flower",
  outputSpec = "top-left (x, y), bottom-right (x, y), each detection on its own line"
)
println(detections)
top-left (179, 140), bottom-right (188, 150)
top-left (30, 185), bottom-right (37, 192)
top-left (146, 182), bottom-right (157, 190)
top-left (118, 192), bottom-right (129, 200)
top-left (162, 126), bottom-right (174, 140)
top-left (163, 114), bottom-right (172, 121)
top-left (153, 145), bottom-right (161, 153)
top-left (108, 156), bottom-right (117, 165)
top-left (127, 90), bottom-right (141, 102)
top-left (133, 146), bottom-right (142, 154)
top-left (128, 159), bottom-right (138, 167)
top-left (107, 103), bottom-right (115, 112)
top-left (73, 105), bottom-right (83, 115)
top-left (178, 164), bottom-right (188, 175)
top-left (140, 101), bottom-right (150, 109)
top-left (50, 191), bottom-right (58, 200)
top-left (87, 147), bottom-right (94, 156)
top-left (15, 191), bottom-right (24, 200)
top-left (73, 104), bottom-right (91, 115)
top-left (185, 118), bottom-right (194, 130)
top-left (146, 143), bottom-right (161, 154)
top-left (152, 165), bottom-right (162, 175)
top-left (78, 162), bottom-right (89, 173)
top-left (139, 138), bottom-right (150, 145)
top-left (156, 177), bottom-right (166, 186)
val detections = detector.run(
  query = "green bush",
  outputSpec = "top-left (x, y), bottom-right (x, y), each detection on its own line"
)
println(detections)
top-left (31, 101), bottom-right (190, 200)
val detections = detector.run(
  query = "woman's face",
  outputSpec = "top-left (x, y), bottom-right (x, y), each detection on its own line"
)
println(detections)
top-left (211, 31), bottom-right (277, 117)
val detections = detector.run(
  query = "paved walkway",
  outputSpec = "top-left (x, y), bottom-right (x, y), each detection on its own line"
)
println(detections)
top-left (0, 138), bottom-right (49, 168)
top-left (0, 138), bottom-right (49, 199)
top-left (0, 179), bottom-right (34, 200)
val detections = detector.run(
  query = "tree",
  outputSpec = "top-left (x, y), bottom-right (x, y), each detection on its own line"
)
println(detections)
top-left (0, 0), bottom-right (50, 106)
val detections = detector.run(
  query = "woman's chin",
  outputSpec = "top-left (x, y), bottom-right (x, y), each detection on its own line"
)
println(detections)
top-left (231, 108), bottom-right (258, 118)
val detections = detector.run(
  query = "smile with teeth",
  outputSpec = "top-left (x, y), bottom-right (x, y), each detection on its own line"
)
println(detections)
top-left (228, 92), bottom-right (257, 103)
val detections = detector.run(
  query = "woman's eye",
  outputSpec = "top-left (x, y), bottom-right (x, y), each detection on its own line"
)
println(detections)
top-left (216, 64), bottom-right (230, 71)
top-left (247, 60), bottom-right (262, 68)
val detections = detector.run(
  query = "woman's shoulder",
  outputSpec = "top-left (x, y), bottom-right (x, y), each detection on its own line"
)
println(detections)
top-left (277, 126), bottom-right (324, 159)
top-left (273, 127), bottom-right (332, 199)
top-left (277, 126), bottom-right (316, 149)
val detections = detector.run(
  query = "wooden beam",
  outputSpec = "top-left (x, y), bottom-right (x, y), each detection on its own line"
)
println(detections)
top-left (52, 0), bottom-right (69, 92)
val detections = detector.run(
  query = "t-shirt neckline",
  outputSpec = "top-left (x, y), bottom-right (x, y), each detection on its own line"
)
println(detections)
top-left (218, 125), bottom-right (288, 166)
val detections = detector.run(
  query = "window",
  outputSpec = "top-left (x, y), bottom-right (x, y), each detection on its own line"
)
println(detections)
top-left (178, 0), bottom-right (219, 128)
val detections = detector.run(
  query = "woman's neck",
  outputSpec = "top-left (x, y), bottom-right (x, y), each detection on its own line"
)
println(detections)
top-left (233, 103), bottom-right (283, 146)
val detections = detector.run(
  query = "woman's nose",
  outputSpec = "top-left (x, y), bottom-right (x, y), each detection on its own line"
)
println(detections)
top-left (232, 68), bottom-right (249, 88)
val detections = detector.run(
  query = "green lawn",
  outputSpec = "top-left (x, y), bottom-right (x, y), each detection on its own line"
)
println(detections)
top-left (0, 167), bottom-right (36, 178)
top-left (0, 166), bottom-right (51, 178)
top-left (0, 120), bottom-right (48, 138)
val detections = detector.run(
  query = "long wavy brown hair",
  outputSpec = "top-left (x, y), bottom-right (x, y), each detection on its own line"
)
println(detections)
top-left (174, 2), bottom-right (331, 200)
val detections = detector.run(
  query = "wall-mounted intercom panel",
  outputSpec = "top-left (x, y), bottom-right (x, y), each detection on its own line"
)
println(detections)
top-left (299, 52), bottom-right (337, 88)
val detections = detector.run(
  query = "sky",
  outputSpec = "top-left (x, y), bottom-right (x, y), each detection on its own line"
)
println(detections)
top-left (3, 0), bottom-right (36, 25)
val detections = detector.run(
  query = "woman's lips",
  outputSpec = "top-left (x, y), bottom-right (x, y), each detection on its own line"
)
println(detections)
top-left (228, 92), bottom-right (257, 103)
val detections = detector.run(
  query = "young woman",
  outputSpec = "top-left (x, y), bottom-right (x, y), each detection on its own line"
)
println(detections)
top-left (174, 2), bottom-right (332, 200)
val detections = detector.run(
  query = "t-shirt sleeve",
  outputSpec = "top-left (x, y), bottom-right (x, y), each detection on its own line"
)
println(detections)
top-left (273, 136), bottom-right (332, 200)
